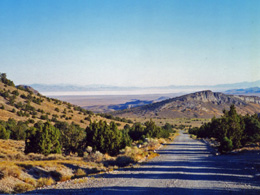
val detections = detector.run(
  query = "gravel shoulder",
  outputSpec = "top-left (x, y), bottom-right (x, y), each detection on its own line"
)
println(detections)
top-left (26, 132), bottom-right (260, 195)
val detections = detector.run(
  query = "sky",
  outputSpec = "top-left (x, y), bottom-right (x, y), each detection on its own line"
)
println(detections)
top-left (0, 0), bottom-right (260, 87)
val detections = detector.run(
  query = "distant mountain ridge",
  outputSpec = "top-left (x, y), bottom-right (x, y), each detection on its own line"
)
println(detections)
top-left (225, 87), bottom-right (260, 95)
top-left (83, 97), bottom-right (170, 113)
top-left (31, 84), bottom-right (139, 92)
top-left (112, 90), bottom-right (260, 118)
top-left (31, 80), bottom-right (260, 93)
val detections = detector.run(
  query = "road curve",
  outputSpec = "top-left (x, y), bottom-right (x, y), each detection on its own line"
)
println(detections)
top-left (27, 131), bottom-right (260, 195)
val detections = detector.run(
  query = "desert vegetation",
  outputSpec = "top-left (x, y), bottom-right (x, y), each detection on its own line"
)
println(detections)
top-left (0, 121), bottom-right (174, 193)
top-left (0, 74), bottom-right (129, 129)
top-left (123, 117), bottom-right (211, 129)
top-left (0, 74), bottom-right (176, 193)
top-left (189, 105), bottom-right (260, 153)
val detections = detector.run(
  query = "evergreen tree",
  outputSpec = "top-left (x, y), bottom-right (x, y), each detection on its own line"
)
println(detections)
top-left (56, 121), bottom-right (85, 155)
top-left (144, 119), bottom-right (160, 138)
top-left (0, 124), bottom-right (10, 139)
top-left (210, 117), bottom-right (226, 140)
top-left (108, 122), bottom-right (122, 155)
top-left (0, 73), bottom-right (15, 86)
top-left (121, 128), bottom-right (132, 148)
top-left (25, 127), bottom-right (41, 154)
top-left (11, 121), bottom-right (27, 140)
top-left (85, 121), bottom-right (126, 156)
top-left (128, 122), bottom-right (145, 141)
top-left (188, 105), bottom-right (259, 153)
top-left (241, 115), bottom-right (260, 146)
top-left (162, 123), bottom-right (173, 132)
top-left (219, 137), bottom-right (233, 153)
top-left (25, 122), bottom-right (61, 155)
top-left (224, 105), bottom-right (244, 148)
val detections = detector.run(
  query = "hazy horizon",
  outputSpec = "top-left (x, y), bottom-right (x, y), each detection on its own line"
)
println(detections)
top-left (36, 80), bottom-right (260, 96)
top-left (1, 0), bottom-right (259, 87)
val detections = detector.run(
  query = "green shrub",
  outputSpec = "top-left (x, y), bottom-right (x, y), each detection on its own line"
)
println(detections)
top-left (219, 137), bottom-right (233, 153)
top-left (115, 156), bottom-right (134, 167)
top-left (0, 125), bottom-right (10, 139)
top-left (85, 121), bottom-right (124, 156)
top-left (0, 73), bottom-right (15, 87)
top-left (40, 114), bottom-right (48, 120)
top-left (189, 105), bottom-right (260, 150)
top-left (25, 122), bottom-right (61, 155)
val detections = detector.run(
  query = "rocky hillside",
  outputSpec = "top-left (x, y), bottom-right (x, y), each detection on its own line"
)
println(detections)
top-left (83, 96), bottom-right (170, 113)
top-left (112, 90), bottom-right (260, 118)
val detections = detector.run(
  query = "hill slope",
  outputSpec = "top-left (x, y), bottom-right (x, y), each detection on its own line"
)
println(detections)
top-left (83, 96), bottom-right (170, 113)
top-left (112, 90), bottom-right (260, 118)
top-left (0, 81), bottom-right (127, 128)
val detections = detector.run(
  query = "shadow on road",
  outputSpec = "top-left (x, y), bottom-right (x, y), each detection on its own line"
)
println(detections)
top-left (26, 132), bottom-right (260, 195)
top-left (26, 186), bottom-right (260, 195)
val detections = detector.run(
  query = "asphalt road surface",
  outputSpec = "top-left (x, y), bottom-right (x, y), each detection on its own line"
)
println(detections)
top-left (27, 132), bottom-right (260, 195)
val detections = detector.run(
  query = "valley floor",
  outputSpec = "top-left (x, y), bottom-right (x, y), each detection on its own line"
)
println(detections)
top-left (27, 132), bottom-right (260, 195)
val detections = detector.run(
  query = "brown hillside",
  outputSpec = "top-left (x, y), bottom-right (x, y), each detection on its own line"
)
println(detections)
top-left (0, 82), bottom-right (127, 128)
top-left (112, 90), bottom-right (260, 119)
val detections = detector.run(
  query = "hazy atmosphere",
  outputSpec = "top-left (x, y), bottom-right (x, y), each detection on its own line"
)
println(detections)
top-left (1, 0), bottom-right (259, 87)
top-left (1, 1), bottom-right (260, 194)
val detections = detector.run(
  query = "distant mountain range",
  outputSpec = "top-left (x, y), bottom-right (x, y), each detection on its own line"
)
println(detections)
top-left (30, 80), bottom-right (260, 95)
top-left (225, 87), bottom-right (260, 95)
top-left (112, 90), bottom-right (260, 119)
top-left (30, 84), bottom-right (140, 92)
top-left (83, 97), bottom-right (170, 113)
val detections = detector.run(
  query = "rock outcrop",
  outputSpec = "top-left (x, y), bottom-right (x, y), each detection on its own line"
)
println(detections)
top-left (113, 90), bottom-right (260, 118)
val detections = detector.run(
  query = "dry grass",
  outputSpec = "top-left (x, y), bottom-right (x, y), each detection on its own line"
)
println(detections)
top-left (0, 147), bottom-right (106, 193)
top-left (147, 152), bottom-right (160, 159)
top-left (125, 117), bottom-right (211, 128)
top-left (0, 114), bottom-right (178, 194)
top-left (74, 168), bottom-right (86, 177)
top-left (111, 137), bottom-right (167, 167)
top-left (124, 146), bottom-right (146, 162)
top-left (23, 177), bottom-right (37, 187)
top-left (233, 145), bottom-right (260, 153)
top-left (84, 151), bottom-right (104, 162)
top-left (73, 177), bottom-right (88, 184)
top-left (0, 82), bottom-right (128, 129)
top-left (13, 183), bottom-right (35, 193)
top-left (59, 175), bottom-right (71, 182)
top-left (0, 139), bottom-right (26, 161)
top-left (0, 164), bottom-right (22, 179)
top-left (37, 177), bottom-right (55, 187)
top-left (146, 138), bottom-right (161, 151)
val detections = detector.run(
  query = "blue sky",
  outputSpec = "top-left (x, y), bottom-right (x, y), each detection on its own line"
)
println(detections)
top-left (0, 0), bottom-right (259, 87)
